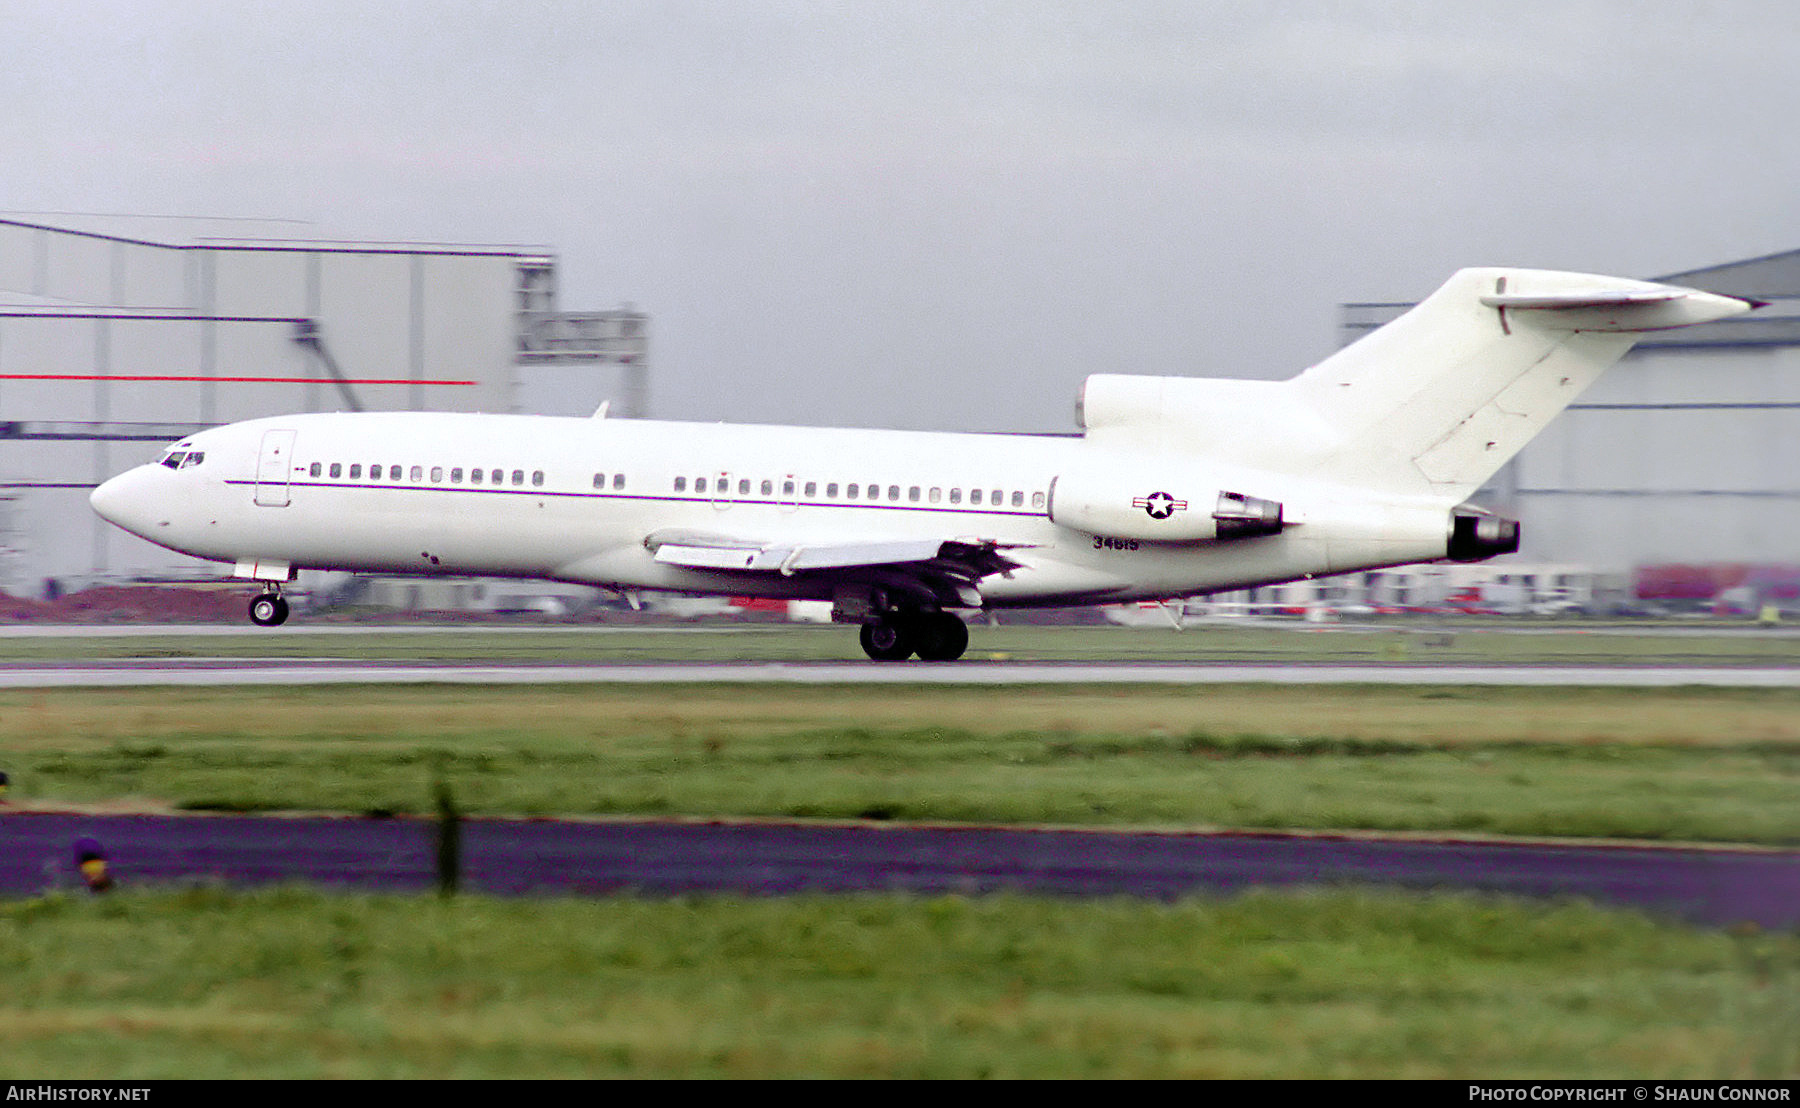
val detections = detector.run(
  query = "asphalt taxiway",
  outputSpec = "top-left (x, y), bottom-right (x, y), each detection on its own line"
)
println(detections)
top-left (5, 810), bottom-right (1795, 928)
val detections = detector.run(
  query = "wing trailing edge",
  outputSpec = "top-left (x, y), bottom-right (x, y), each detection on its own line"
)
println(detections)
top-left (642, 530), bottom-right (1030, 608)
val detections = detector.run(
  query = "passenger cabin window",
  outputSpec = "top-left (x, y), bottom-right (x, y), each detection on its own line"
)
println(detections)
top-left (450, 468), bottom-right (463, 483)
top-left (970, 489), bottom-right (982, 505)
top-left (349, 464), bottom-right (362, 479)
top-left (738, 478), bottom-right (750, 495)
top-left (309, 463), bottom-right (322, 477)
top-left (471, 469), bottom-right (484, 485)
top-left (804, 481), bottom-right (816, 497)
top-left (511, 470), bottom-right (524, 486)
top-left (760, 480), bottom-right (773, 496)
top-left (887, 485), bottom-right (900, 501)
top-left (612, 474), bottom-right (625, 490)
top-left (694, 477), bottom-right (707, 493)
top-left (329, 463), bottom-right (342, 479)
top-left (846, 483), bottom-right (858, 498)
top-left (1032, 491), bottom-right (1046, 509)
top-left (391, 466), bottom-right (403, 481)
top-left (532, 471), bottom-right (544, 487)
top-left (431, 467), bottom-right (444, 483)
top-left (949, 488), bottom-right (961, 504)
top-left (1011, 490), bottom-right (1024, 507)
top-left (827, 482), bottom-right (840, 498)
top-left (673, 476), bottom-right (687, 493)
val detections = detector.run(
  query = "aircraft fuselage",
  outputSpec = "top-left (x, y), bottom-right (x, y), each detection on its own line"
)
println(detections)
top-left (92, 410), bottom-right (1450, 608)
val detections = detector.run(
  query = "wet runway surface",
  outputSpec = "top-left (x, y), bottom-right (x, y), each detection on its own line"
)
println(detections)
top-left (5, 810), bottom-right (1795, 928)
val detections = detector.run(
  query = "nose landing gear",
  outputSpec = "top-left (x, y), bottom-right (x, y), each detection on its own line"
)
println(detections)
top-left (858, 610), bottom-right (969, 662)
top-left (249, 589), bottom-right (289, 627)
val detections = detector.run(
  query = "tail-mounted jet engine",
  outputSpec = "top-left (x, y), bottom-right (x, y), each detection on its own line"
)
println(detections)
top-left (1212, 491), bottom-right (1284, 540)
top-left (1447, 507), bottom-right (1521, 562)
top-left (1048, 473), bottom-right (1284, 543)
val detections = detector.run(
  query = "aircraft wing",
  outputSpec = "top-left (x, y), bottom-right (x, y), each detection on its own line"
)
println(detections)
top-left (643, 528), bottom-right (1030, 608)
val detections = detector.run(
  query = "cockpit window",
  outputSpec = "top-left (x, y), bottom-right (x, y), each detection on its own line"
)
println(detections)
top-left (158, 444), bottom-right (204, 470)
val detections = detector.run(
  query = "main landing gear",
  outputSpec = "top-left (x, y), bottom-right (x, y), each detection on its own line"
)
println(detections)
top-left (248, 588), bottom-right (289, 627)
top-left (859, 611), bottom-right (969, 662)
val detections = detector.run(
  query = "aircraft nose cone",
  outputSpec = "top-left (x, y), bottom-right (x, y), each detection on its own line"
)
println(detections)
top-left (89, 473), bottom-right (128, 525)
top-left (90, 467), bottom-right (159, 538)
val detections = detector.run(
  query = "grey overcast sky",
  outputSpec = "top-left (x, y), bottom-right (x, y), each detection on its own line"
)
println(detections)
top-left (6, 1), bottom-right (1799, 431)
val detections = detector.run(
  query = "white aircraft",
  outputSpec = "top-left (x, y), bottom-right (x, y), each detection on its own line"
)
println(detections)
top-left (91, 267), bottom-right (1758, 660)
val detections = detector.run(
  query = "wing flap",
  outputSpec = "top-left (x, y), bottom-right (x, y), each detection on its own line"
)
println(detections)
top-left (651, 536), bottom-right (947, 574)
top-left (652, 543), bottom-right (779, 571)
top-left (642, 528), bottom-right (1030, 608)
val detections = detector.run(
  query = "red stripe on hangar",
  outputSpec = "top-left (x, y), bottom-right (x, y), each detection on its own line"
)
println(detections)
top-left (0, 374), bottom-right (477, 386)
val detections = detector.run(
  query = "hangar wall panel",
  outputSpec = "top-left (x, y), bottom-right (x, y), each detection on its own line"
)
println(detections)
top-left (104, 320), bottom-right (207, 422)
top-left (0, 318), bottom-right (97, 418)
top-left (316, 252), bottom-right (413, 384)
top-left (115, 242), bottom-right (189, 309)
top-left (417, 254), bottom-right (516, 414)
top-left (39, 232), bottom-right (116, 306)
top-left (211, 250), bottom-right (308, 316)
top-left (0, 224), bottom-right (40, 295)
top-left (1507, 341), bottom-right (1800, 567)
top-left (208, 322), bottom-right (323, 423)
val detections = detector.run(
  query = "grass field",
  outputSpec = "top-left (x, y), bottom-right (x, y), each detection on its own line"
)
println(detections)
top-left (5, 683), bottom-right (1799, 843)
top-left (3, 624), bottom-right (1797, 1077)
top-left (4, 886), bottom-right (1796, 1078)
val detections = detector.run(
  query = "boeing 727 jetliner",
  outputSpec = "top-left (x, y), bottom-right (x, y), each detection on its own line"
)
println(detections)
top-left (91, 268), bottom-right (1759, 660)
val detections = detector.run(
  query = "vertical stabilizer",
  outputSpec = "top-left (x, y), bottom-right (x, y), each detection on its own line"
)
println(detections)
top-left (1292, 268), bottom-right (1755, 500)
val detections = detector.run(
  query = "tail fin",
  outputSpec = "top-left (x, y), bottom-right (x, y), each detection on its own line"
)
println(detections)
top-left (1079, 268), bottom-right (1758, 502)
top-left (1293, 268), bottom-right (1756, 499)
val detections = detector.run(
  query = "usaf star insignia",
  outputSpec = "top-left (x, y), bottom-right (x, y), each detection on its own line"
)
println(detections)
top-left (1132, 491), bottom-right (1188, 520)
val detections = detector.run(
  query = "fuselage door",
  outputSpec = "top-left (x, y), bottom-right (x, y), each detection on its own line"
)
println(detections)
top-left (254, 429), bottom-right (297, 507)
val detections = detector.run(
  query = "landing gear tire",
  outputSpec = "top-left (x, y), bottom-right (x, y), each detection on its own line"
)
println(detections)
top-left (859, 617), bottom-right (914, 661)
top-left (249, 594), bottom-right (289, 627)
top-left (911, 612), bottom-right (969, 662)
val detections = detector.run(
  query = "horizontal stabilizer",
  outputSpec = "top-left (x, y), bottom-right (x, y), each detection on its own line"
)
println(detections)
top-left (1480, 289), bottom-right (1685, 310)
top-left (1480, 283), bottom-right (1756, 332)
